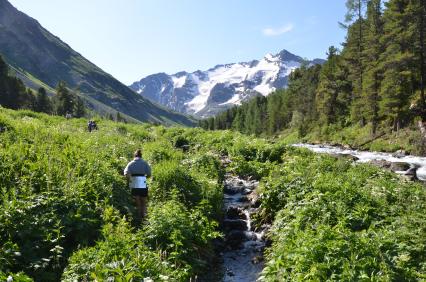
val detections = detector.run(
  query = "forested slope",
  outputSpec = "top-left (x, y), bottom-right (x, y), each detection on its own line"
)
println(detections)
top-left (0, 0), bottom-right (195, 126)
top-left (201, 0), bottom-right (426, 153)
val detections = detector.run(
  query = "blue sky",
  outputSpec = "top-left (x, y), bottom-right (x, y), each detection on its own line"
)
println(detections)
top-left (9, 0), bottom-right (347, 85)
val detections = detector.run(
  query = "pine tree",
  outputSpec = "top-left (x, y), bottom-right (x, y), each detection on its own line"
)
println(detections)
top-left (316, 47), bottom-right (350, 125)
top-left (406, 0), bottom-right (426, 119)
top-left (362, 0), bottom-right (383, 135)
top-left (73, 96), bottom-right (86, 118)
top-left (0, 56), bottom-right (12, 108)
top-left (55, 81), bottom-right (74, 116)
top-left (343, 0), bottom-right (368, 125)
top-left (267, 92), bottom-right (284, 134)
top-left (379, 0), bottom-right (415, 131)
top-left (35, 87), bottom-right (52, 113)
top-left (232, 108), bottom-right (246, 132)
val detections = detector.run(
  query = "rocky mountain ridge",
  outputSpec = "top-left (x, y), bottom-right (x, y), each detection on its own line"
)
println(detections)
top-left (130, 50), bottom-right (324, 118)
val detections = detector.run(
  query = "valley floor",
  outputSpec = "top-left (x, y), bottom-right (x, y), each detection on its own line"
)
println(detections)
top-left (0, 108), bottom-right (425, 281)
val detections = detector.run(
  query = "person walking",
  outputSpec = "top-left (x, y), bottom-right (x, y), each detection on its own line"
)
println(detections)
top-left (124, 149), bottom-right (152, 220)
top-left (87, 120), bottom-right (93, 132)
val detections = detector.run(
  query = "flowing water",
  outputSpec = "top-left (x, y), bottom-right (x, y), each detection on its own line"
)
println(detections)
top-left (293, 143), bottom-right (426, 181)
top-left (221, 174), bottom-right (266, 282)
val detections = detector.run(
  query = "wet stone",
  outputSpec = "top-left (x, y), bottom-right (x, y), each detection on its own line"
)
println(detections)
top-left (223, 219), bottom-right (247, 231)
top-left (224, 185), bottom-right (242, 195)
top-left (401, 167), bottom-right (418, 181)
top-left (226, 206), bottom-right (246, 220)
top-left (241, 188), bottom-right (253, 195)
top-left (244, 232), bottom-right (258, 241)
top-left (370, 159), bottom-right (392, 169)
top-left (390, 162), bottom-right (411, 172)
top-left (330, 153), bottom-right (359, 161)
top-left (238, 196), bottom-right (249, 203)
top-left (252, 255), bottom-right (263, 264)
top-left (393, 150), bottom-right (407, 158)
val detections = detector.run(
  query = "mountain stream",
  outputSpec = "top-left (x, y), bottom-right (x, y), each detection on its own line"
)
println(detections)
top-left (220, 174), bottom-right (266, 282)
top-left (293, 143), bottom-right (426, 181)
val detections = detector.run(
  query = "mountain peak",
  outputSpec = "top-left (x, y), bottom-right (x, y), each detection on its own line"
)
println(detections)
top-left (276, 49), bottom-right (304, 62)
top-left (130, 49), bottom-right (323, 118)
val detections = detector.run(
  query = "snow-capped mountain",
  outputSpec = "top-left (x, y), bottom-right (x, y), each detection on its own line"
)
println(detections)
top-left (130, 49), bottom-right (324, 118)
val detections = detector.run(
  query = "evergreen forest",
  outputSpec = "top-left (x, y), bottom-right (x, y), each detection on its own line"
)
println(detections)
top-left (201, 0), bottom-right (426, 153)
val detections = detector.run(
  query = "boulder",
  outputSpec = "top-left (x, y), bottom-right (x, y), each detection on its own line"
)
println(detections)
top-left (330, 153), bottom-right (359, 161)
top-left (370, 159), bottom-right (392, 169)
top-left (226, 206), bottom-right (246, 220)
top-left (252, 255), bottom-right (263, 264)
top-left (241, 188), bottom-right (253, 195)
top-left (402, 167), bottom-right (418, 181)
top-left (224, 184), bottom-right (242, 195)
top-left (392, 150), bottom-right (407, 158)
top-left (390, 162), bottom-right (410, 172)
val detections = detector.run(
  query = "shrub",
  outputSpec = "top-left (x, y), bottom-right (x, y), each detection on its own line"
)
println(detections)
top-left (150, 161), bottom-right (203, 206)
top-left (142, 200), bottom-right (219, 275)
top-left (63, 208), bottom-right (180, 281)
top-left (259, 149), bottom-right (426, 281)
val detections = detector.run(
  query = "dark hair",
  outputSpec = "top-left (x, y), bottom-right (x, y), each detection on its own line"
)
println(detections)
top-left (134, 149), bottom-right (142, 158)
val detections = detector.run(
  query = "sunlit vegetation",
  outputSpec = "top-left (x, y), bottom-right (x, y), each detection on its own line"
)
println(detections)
top-left (0, 108), bottom-right (425, 281)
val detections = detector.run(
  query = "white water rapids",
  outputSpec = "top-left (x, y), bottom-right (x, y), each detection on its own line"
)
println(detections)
top-left (293, 143), bottom-right (426, 181)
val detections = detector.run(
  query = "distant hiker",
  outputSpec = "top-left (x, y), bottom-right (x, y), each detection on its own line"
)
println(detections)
top-left (124, 149), bottom-right (152, 220)
top-left (92, 120), bottom-right (98, 131)
top-left (87, 120), bottom-right (93, 132)
top-left (87, 120), bottom-right (98, 132)
top-left (65, 112), bottom-right (72, 119)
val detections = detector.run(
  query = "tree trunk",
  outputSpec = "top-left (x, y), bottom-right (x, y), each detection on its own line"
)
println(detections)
top-left (420, 0), bottom-right (426, 120)
top-left (358, 0), bottom-right (363, 104)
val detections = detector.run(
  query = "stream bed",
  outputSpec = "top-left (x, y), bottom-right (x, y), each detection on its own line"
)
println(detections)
top-left (293, 143), bottom-right (426, 181)
top-left (221, 174), bottom-right (265, 282)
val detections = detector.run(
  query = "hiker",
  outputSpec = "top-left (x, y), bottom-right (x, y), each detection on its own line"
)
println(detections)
top-left (92, 120), bottom-right (98, 131)
top-left (124, 149), bottom-right (152, 219)
top-left (87, 120), bottom-right (93, 132)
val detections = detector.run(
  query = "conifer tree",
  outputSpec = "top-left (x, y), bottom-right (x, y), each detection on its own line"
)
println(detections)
top-left (232, 106), bottom-right (246, 132)
top-left (35, 87), bottom-right (52, 114)
top-left (407, 0), bottom-right (426, 119)
top-left (362, 0), bottom-right (383, 135)
top-left (380, 0), bottom-right (414, 131)
top-left (343, 0), bottom-right (368, 124)
top-left (55, 81), bottom-right (74, 116)
top-left (316, 47), bottom-right (350, 125)
top-left (73, 96), bottom-right (86, 118)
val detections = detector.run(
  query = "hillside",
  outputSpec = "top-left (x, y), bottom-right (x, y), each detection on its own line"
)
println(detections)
top-left (130, 50), bottom-right (324, 118)
top-left (0, 0), bottom-right (195, 126)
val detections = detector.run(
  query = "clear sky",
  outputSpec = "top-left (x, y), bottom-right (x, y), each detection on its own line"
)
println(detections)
top-left (9, 0), bottom-right (347, 85)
